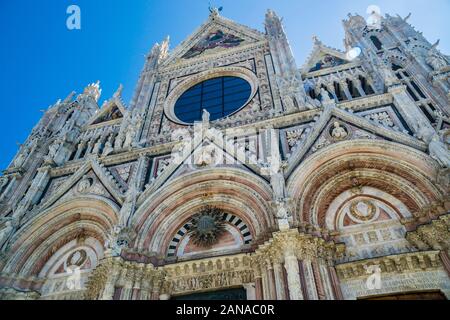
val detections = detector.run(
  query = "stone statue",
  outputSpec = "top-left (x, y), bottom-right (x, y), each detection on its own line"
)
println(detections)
top-left (429, 132), bottom-right (450, 168)
top-left (196, 144), bottom-right (217, 167)
top-left (320, 88), bottom-right (333, 104)
top-left (102, 139), bottom-right (114, 157)
top-left (104, 226), bottom-right (123, 257)
top-left (274, 200), bottom-right (290, 220)
top-left (0, 220), bottom-right (15, 251)
top-left (46, 140), bottom-right (61, 162)
top-left (202, 109), bottom-right (210, 125)
top-left (0, 176), bottom-right (8, 192)
top-left (123, 126), bottom-right (137, 148)
top-left (13, 148), bottom-right (28, 168)
top-left (92, 139), bottom-right (102, 155)
top-left (426, 47), bottom-right (449, 71)
top-left (77, 176), bottom-right (92, 193)
top-left (270, 168), bottom-right (286, 200)
top-left (331, 122), bottom-right (348, 140)
top-left (119, 185), bottom-right (139, 226)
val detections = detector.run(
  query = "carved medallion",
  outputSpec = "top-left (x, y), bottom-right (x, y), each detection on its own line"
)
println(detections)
top-left (67, 249), bottom-right (87, 268)
top-left (77, 176), bottom-right (93, 194)
top-left (349, 200), bottom-right (377, 222)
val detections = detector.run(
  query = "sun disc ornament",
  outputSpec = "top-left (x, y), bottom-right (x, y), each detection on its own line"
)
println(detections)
top-left (189, 207), bottom-right (225, 247)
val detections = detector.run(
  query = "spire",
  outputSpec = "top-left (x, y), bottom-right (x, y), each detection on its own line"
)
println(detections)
top-left (265, 9), bottom-right (286, 40)
top-left (82, 81), bottom-right (102, 102)
top-left (145, 36), bottom-right (170, 71)
top-left (113, 84), bottom-right (123, 98)
top-left (63, 91), bottom-right (76, 104)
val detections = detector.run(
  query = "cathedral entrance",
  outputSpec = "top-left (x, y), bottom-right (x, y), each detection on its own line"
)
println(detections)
top-left (172, 287), bottom-right (247, 300)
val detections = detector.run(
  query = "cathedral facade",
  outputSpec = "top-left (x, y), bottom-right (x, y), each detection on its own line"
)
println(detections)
top-left (0, 9), bottom-right (449, 300)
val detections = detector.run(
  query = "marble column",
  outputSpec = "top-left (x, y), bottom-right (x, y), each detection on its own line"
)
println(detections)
top-left (439, 251), bottom-right (450, 278)
top-left (273, 262), bottom-right (287, 300)
top-left (243, 283), bottom-right (256, 300)
top-left (284, 254), bottom-right (303, 300)
top-left (328, 266), bottom-right (344, 300)
top-left (353, 78), bottom-right (367, 97)
top-left (311, 261), bottom-right (326, 300)
top-left (319, 263), bottom-right (335, 300)
top-left (302, 260), bottom-right (319, 300)
top-left (74, 141), bottom-right (86, 160)
top-left (261, 268), bottom-right (270, 300)
top-left (339, 81), bottom-right (353, 100)
top-left (326, 83), bottom-right (339, 102)
top-left (254, 276), bottom-right (264, 300)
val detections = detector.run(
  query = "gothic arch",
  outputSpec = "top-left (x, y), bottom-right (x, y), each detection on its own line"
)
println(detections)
top-left (286, 140), bottom-right (444, 229)
top-left (132, 167), bottom-right (274, 255)
top-left (2, 196), bottom-right (119, 280)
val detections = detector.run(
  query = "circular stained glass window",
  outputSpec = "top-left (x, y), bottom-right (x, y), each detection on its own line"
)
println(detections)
top-left (173, 76), bottom-right (252, 124)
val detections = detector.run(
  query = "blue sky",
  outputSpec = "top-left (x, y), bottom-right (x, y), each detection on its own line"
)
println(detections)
top-left (1, 0), bottom-right (449, 170)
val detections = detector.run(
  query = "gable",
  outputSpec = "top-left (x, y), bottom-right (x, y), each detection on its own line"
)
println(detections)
top-left (162, 14), bottom-right (265, 66)
top-left (38, 157), bottom-right (125, 211)
top-left (182, 29), bottom-right (245, 59)
top-left (284, 106), bottom-right (427, 176)
top-left (308, 53), bottom-right (347, 72)
top-left (302, 38), bottom-right (353, 74)
top-left (39, 170), bottom-right (116, 208)
top-left (86, 85), bottom-right (127, 127)
top-left (92, 105), bottom-right (123, 125)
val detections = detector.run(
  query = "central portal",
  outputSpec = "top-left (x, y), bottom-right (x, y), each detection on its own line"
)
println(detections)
top-left (172, 288), bottom-right (247, 300)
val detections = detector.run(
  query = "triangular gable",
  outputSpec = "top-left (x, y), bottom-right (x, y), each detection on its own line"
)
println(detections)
top-left (162, 14), bottom-right (265, 66)
top-left (285, 106), bottom-right (427, 176)
top-left (181, 29), bottom-right (245, 59)
top-left (51, 169), bottom-right (116, 206)
top-left (39, 157), bottom-right (125, 211)
top-left (87, 85), bottom-right (126, 127)
top-left (137, 125), bottom-right (265, 204)
top-left (92, 105), bottom-right (123, 125)
top-left (302, 38), bottom-right (352, 73)
top-left (169, 139), bottom-right (258, 181)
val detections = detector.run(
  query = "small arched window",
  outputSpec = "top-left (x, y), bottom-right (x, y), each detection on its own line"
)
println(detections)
top-left (370, 35), bottom-right (383, 51)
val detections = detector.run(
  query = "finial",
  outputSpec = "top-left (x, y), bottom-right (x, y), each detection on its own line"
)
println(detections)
top-left (83, 81), bottom-right (102, 102)
top-left (63, 91), bottom-right (76, 104)
top-left (432, 39), bottom-right (440, 50)
top-left (208, 2), bottom-right (223, 17)
top-left (403, 12), bottom-right (411, 21)
top-left (312, 35), bottom-right (321, 45)
top-left (113, 84), bottom-right (123, 98)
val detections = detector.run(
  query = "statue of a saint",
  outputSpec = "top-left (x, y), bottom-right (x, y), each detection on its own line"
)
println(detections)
top-left (429, 132), bottom-right (450, 168)
top-left (331, 122), bottom-right (348, 140)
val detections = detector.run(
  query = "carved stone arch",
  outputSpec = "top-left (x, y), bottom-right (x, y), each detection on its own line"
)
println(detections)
top-left (2, 196), bottom-right (119, 280)
top-left (382, 51), bottom-right (410, 70)
top-left (166, 208), bottom-right (254, 259)
top-left (286, 140), bottom-right (444, 229)
top-left (132, 167), bottom-right (274, 256)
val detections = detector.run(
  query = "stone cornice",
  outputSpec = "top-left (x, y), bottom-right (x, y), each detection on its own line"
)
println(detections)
top-left (303, 61), bottom-right (363, 78)
top-left (335, 250), bottom-right (443, 280)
